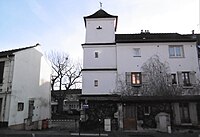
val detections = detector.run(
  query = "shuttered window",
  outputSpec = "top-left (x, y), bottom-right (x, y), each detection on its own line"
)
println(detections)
top-left (177, 71), bottom-right (196, 86)
top-left (126, 72), bottom-right (142, 86)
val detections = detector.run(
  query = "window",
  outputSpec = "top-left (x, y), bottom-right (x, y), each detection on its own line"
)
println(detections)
top-left (94, 80), bottom-right (98, 87)
top-left (18, 102), bottom-right (24, 111)
top-left (179, 103), bottom-right (190, 123)
top-left (177, 71), bottom-right (196, 86)
top-left (131, 72), bottom-right (141, 86)
top-left (0, 62), bottom-right (5, 84)
top-left (94, 52), bottom-right (99, 58)
top-left (169, 45), bottom-right (184, 57)
top-left (182, 72), bottom-right (191, 86)
top-left (133, 48), bottom-right (141, 57)
top-left (171, 74), bottom-right (177, 84)
top-left (144, 106), bottom-right (151, 115)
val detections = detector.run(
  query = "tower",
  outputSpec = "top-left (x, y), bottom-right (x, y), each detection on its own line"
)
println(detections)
top-left (82, 9), bottom-right (118, 94)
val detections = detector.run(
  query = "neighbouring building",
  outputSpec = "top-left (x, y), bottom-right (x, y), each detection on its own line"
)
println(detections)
top-left (0, 44), bottom-right (52, 130)
top-left (81, 9), bottom-right (200, 131)
top-left (51, 89), bottom-right (82, 114)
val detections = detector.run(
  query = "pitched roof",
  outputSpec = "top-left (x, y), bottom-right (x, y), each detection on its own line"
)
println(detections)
top-left (116, 33), bottom-right (197, 43)
top-left (84, 9), bottom-right (117, 19)
top-left (0, 44), bottom-right (39, 58)
top-left (84, 9), bottom-right (118, 31)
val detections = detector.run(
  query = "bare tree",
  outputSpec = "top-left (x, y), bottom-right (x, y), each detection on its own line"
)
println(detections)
top-left (140, 55), bottom-right (182, 96)
top-left (47, 51), bottom-right (82, 113)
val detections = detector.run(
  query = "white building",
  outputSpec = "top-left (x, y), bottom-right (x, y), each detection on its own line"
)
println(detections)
top-left (0, 44), bottom-right (52, 129)
top-left (82, 9), bottom-right (200, 95)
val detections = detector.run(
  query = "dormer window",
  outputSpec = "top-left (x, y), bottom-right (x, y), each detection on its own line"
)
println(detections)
top-left (96, 26), bottom-right (102, 29)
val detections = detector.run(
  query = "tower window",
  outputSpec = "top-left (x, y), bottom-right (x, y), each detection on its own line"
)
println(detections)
top-left (96, 26), bottom-right (102, 29)
top-left (94, 52), bottom-right (99, 58)
top-left (94, 80), bottom-right (98, 87)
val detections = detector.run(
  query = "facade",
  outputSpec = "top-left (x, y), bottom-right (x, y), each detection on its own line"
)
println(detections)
top-left (79, 95), bottom-right (200, 131)
top-left (81, 9), bottom-right (200, 131)
top-left (0, 44), bottom-right (52, 129)
top-left (82, 9), bottom-right (200, 95)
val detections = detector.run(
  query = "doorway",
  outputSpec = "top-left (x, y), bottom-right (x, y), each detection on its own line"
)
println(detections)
top-left (123, 104), bottom-right (137, 130)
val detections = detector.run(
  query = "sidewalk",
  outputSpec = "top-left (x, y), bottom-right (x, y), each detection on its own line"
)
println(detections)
top-left (0, 127), bottom-right (200, 137)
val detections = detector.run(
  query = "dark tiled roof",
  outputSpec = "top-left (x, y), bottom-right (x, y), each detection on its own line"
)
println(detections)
top-left (116, 33), bottom-right (197, 43)
top-left (84, 9), bottom-right (117, 19)
top-left (84, 9), bottom-right (118, 31)
top-left (0, 44), bottom-right (39, 58)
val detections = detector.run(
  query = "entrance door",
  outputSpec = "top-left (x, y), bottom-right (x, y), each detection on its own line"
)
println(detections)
top-left (179, 103), bottom-right (191, 123)
top-left (28, 100), bottom-right (34, 121)
top-left (123, 104), bottom-right (137, 130)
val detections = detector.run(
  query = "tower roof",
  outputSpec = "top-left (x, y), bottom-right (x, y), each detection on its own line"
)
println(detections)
top-left (84, 9), bottom-right (118, 19)
top-left (84, 9), bottom-right (118, 31)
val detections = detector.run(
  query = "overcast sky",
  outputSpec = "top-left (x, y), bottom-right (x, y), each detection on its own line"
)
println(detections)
top-left (0, 0), bottom-right (199, 61)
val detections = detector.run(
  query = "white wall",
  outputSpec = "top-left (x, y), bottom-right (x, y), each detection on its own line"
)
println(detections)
top-left (83, 45), bottom-right (116, 69)
top-left (116, 42), bottom-right (200, 79)
top-left (82, 71), bottom-right (116, 94)
top-left (8, 46), bottom-right (51, 126)
top-left (85, 18), bottom-right (116, 43)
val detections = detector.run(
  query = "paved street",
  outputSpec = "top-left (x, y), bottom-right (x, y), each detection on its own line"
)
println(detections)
top-left (0, 128), bottom-right (200, 137)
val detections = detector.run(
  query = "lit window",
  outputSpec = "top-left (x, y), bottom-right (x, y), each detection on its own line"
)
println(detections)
top-left (18, 102), bottom-right (24, 111)
top-left (94, 52), bottom-right (99, 58)
top-left (94, 80), bottom-right (98, 87)
top-left (133, 48), bottom-right (141, 57)
top-left (131, 72), bottom-right (141, 86)
top-left (169, 45), bottom-right (184, 57)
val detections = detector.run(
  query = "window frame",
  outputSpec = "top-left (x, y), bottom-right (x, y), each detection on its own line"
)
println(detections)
top-left (144, 106), bottom-right (151, 116)
top-left (171, 73), bottom-right (177, 85)
top-left (133, 48), bottom-right (141, 57)
top-left (182, 72), bottom-right (191, 86)
top-left (94, 80), bottom-right (98, 87)
top-left (18, 102), bottom-right (24, 111)
top-left (0, 61), bottom-right (5, 84)
top-left (169, 45), bottom-right (184, 58)
top-left (94, 51), bottom-right (99, 58)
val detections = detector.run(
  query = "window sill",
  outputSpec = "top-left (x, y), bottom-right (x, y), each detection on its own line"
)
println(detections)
top-left (183, 86), bottom-right (193, 89)
top-left (181, 123), bottom-right (192, 126)
top-left (169, 56), bottom-right (184, 58)
top-left (132, 84), bottom-right (142, 87)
